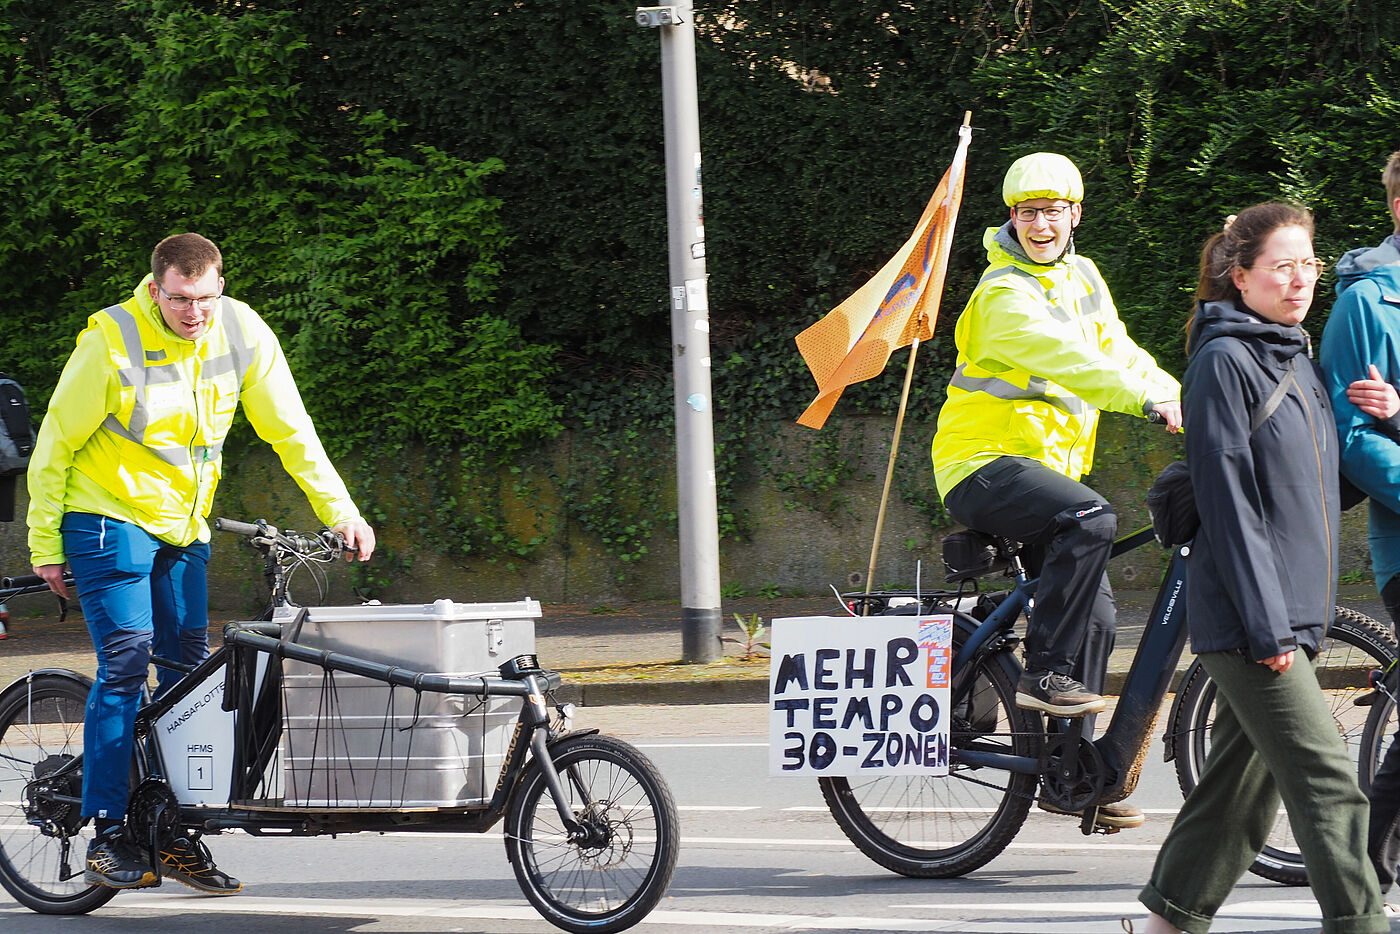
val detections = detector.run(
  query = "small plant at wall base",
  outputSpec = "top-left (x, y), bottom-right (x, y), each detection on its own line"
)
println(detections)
top-left (723, 613), bottom-right (771, 661)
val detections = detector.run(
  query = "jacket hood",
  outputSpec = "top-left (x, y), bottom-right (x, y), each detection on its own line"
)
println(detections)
top-left (1187, 299), bottom-right (1309, 370)
top-left (987, 220), bottom-right (1077, 268)
top-left (1334, 234), bottom-right (1400, 298)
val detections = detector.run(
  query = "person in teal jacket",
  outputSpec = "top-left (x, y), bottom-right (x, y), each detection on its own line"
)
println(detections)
top-left (1319, 148), bottom-right (1400, 894)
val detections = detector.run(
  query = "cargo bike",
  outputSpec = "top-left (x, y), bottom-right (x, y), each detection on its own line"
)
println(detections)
top-left (0, 518), bottom-right (679, 934)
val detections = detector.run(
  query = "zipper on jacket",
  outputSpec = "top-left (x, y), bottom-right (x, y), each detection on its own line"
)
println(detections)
top-left (188, 357), bottom-right (202, 526)
top-left (1296, 371), bottom-right (1335, 615)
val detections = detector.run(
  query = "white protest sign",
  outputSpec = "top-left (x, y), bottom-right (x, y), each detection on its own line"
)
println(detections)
top-left (768, 615), bottom-right (952, 777)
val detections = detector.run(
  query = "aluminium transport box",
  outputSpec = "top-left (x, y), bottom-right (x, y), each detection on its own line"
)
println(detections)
top-left (273, 598), bottom-right (540, 808)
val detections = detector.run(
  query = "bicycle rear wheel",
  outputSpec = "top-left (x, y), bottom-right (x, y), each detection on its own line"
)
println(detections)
top-left (1170, 605), bottom-right (1396, 886)
top-left (505, 732), bottom-right (679, 934)
top-left (0, 673), bottom-right (115, 914)
top-left (819, 615), bottom-right (1042, 877)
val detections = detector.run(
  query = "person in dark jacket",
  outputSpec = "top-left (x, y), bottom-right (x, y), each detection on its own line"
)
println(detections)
top-left (1134, 202), bottom-right (1387, 934)
top-left (1320, 148), bottom-right (1400, 894)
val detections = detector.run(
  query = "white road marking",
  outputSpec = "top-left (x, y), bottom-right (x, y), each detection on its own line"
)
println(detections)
top-left (635, 742), bottom-right (770, 748)
top-left (2, 894), bottom-right (1326, 932)
top-left (681, 836), bottom-right (1165, 850)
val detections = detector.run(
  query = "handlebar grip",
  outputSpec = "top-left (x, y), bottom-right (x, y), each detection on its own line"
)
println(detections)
top-left (1146, 410), bottom-right (1166, 424)
top-left (214, 517), bottom-right (264, 536)
top-left (1, 574), bottom-right (44, 589)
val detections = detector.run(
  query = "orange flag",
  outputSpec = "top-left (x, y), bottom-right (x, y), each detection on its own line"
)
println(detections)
top-left (795, 124), bottom-right (971, 429)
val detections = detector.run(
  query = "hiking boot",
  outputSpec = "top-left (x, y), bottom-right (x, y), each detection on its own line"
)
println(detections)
top-left (159, 835), bottom-right (242, 895)
top-left (1038, 797), bottom-right (1145, 830)
top-left (85, 830), bottom-right (157, 889)
top-left (1016, 669), bottom-right (1106, 717)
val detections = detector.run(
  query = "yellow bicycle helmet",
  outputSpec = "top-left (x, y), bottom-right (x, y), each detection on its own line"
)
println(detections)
top-left (1002, 152), bottom-right (1084, 206)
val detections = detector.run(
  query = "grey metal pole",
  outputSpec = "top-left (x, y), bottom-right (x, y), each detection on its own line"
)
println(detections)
top-left (636, 2), bottom-right (721, 662)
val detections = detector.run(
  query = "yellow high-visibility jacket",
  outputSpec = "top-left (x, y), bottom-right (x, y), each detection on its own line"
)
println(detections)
top-left (932, 227), bottom-right (1179, 499)
top-left (28, 277), bottom-right (362, 565)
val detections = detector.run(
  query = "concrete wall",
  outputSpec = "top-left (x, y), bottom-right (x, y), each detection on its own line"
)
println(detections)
top-left (0, 412), bottom-right (1372, 612)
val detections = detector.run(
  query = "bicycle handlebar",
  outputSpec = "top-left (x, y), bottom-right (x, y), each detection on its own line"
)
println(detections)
top-left (213, 517), bottom-right (263, 537)
top-left (213, 517), bottom-right (354, 558)
top-left (1, 574), bottom-right (44, 589)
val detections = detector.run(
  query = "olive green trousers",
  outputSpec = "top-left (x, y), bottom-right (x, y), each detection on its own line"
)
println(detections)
top-left (1139, 649), bottom-right (1387, 934)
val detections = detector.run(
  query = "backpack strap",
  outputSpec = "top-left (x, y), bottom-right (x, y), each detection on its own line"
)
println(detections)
top-left (1250, 355), bottom-right (1300, 434)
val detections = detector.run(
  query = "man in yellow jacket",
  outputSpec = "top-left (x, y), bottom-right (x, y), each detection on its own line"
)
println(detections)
top-left (28, 233), bottom-right (375, 894)
top-left (932, 153), bottom-right (1181, 828)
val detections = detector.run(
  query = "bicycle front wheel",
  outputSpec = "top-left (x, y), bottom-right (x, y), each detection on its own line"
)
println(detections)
top-left (819, 616), bottom-right (1042, 877)
top-left (0, 673), bottom-right (115, 914)
top-left (505, 732), bottom-right (679, 934)
top-left (1170, 605), bottom-right (1397, 886)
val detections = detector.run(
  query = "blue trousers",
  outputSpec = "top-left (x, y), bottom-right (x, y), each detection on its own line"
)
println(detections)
top-left (61, 513), bottom-right (210, 821)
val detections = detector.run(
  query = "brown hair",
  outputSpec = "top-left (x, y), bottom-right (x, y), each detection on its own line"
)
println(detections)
top-left (151, 233), bottom-right (222, 284)
top-left (1185, 201), bottom-right (1314, 351)
top-left (1384, 150), bottom-right (1400, 233)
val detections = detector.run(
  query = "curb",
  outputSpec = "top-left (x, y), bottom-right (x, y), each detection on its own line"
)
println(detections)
top-left (553, 666), bottom-right (1197, 707)
top-left (556, 679), bottom-right (770, 707)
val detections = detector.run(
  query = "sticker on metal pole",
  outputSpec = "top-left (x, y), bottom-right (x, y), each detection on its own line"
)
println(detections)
top-left (685, 278), bottom-right (708, 312)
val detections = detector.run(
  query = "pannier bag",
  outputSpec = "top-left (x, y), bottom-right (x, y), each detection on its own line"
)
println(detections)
top-left (0, 373), bottom-right (35, 477)
top-left (1146, 460), bottom-right (1198, 548)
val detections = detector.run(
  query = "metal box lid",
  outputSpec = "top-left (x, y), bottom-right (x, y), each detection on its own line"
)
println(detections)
top-left (273, 597), bottom-right (541, 623)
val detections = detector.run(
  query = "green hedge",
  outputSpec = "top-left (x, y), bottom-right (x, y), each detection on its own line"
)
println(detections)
top-left (4, 0), bottom-right (1398, 579)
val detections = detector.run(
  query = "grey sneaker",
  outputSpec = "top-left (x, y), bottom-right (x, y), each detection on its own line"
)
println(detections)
top-left (1016, 669), bottom-right (1106, 716)
top-left (1038, 798), bottom-right (1145, 830)
top-left (159, 835), bottom-right (242, 895)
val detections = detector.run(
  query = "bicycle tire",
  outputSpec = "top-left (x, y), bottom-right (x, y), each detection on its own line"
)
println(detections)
top-left (818, 613), bottom-right (1042, 877)
top-left (1170, 605), bottom-right (1397, 886)
top-left (0, 673), bottom-right (116, 914)
top-left (504, 732), bottom-right (679, 934)
top-left (1361, 686), bottom-right (1395, 795)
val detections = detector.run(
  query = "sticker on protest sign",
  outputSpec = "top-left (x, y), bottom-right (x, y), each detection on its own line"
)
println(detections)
top-left (768, 615), bottom-right (953, 777)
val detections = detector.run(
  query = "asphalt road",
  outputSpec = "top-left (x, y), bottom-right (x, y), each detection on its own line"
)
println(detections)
top-left (2, 703), bottom-right (1391, 934)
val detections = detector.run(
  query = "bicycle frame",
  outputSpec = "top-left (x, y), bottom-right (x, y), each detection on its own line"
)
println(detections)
top-left (946, 527), bottom-right (1192, 802)
top-left (1, 519), bottom-right (680, 931)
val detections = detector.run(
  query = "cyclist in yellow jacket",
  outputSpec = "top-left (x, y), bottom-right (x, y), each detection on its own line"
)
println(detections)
top-left (27, 233), bottom-right (375, 895)
top-left (932, 153), bottom-right (1181, 829)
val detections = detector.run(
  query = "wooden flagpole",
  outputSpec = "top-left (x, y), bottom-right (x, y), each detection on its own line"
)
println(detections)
top-left (863, 327), bottom-right (925, 607)
top-left (863, 111), bottom-right (972, 610)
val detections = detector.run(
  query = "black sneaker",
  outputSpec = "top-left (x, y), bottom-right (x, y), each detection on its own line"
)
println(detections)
top-left (1016, 669), bottom-right (1106, 716)
top-left (159, 836), bottom-right (242, 895)
top-left (86, 831), bottom-right (157, 889)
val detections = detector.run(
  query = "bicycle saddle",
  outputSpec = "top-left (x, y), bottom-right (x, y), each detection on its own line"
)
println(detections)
top-left (941, 529), bottom-right (1017, 583)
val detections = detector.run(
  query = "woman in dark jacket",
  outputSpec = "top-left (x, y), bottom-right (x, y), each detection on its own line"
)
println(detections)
top-left (1134, 203), bottom-right (1387, 934)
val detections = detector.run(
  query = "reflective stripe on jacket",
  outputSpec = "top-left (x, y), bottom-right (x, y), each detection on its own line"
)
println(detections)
top-left (28, 277), bottom-right (361, 564)
top-left (932, 226), bottom-right (1179, 498)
